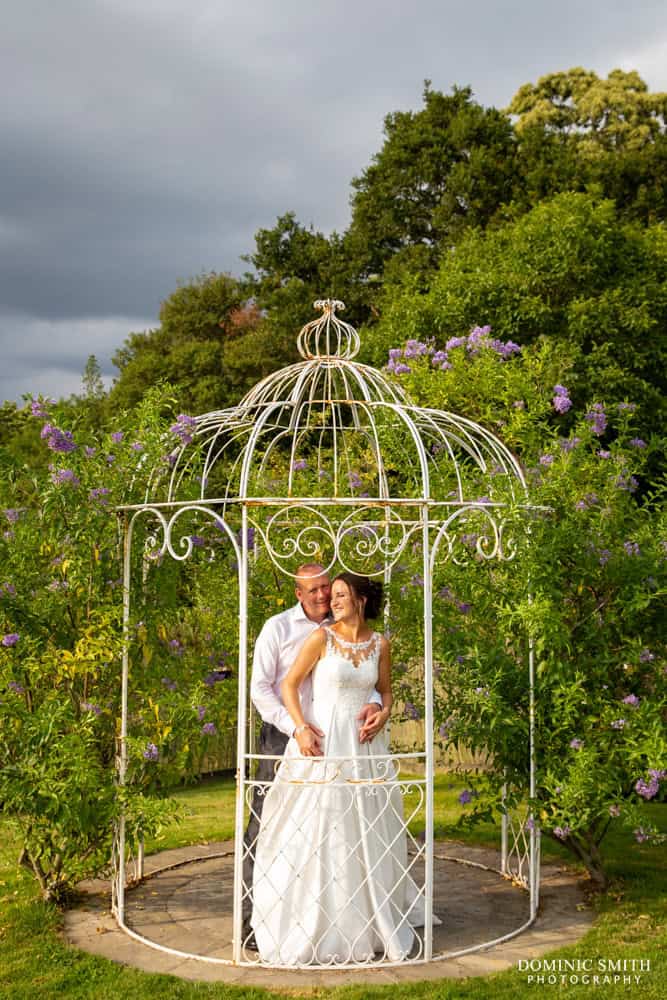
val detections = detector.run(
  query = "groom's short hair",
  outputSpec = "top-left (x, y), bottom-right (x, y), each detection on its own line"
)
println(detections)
top-left (295, 562), bottom-right (327, 580)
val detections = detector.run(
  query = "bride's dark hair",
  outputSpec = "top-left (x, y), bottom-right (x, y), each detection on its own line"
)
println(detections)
top-left (332, 573), bottom-right (384, 621)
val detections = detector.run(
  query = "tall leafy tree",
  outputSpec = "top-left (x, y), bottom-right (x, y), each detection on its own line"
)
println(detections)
top-left (109, 272), bottom-right (251, 414)
top-left (509, 68), bottom-right (667, 223)
top-left (365, 192), bottom-right (667, 449)
top-left (346, 82), bottom-right (517, 277)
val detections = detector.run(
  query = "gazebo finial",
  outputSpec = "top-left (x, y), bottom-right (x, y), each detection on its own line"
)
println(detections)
top-left (296, 297), bottom-right (360, 360)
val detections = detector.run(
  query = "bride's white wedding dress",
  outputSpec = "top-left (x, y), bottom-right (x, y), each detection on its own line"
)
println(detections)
top-left (251, 626), bottom-right (426, 966)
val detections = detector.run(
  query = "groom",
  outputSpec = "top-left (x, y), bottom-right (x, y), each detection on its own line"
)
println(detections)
top-left (242, 562), bottom-right (384, 940)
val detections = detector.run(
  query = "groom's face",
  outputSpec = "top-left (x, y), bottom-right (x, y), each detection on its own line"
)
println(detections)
top-left (295, 571), bottom-right (331, 622)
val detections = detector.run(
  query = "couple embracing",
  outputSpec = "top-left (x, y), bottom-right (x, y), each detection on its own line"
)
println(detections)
top-left (243, 564), bottom-right (426, 966)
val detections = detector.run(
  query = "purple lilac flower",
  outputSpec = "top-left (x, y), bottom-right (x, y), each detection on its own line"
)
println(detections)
top-left (569, 738), bottom-right (583, 749)
top-left (410, 574), bottom-right (424, 587)
top-left (524, 816), bottom-right (535, 831)
top-left (445, 336), bottom-right (466, 351)
top-left (89, 487), bottom-right (111, 504)
top-left (394, 362), bottom-right (411, 374)
top-left (431, 350), bottom-right (448, 365)
top-left (457, 601), bottom-right (472, 614)
top-left (609, 804), bottom-right (621, 817)
top-left (348, 471), bottom-right (362, 489)
top-left (474, 686), bottom-right (490, 697)
top-left (553, 826), bottom-right (571, 840)
top-left (143, 743), bottom-right (159, 761)
top-left (458, 789), bottom-right (473, 805)
top-left (639, 649), bottom-right (654, 663)
top-left (624, 541), bottom-right (640, 557)
top-left (618, 402), bottom-right (637, 412)
top-left (388, 348), bottom-right (402, 361)
top-left (111, 431), bottom-right (124, 443)
top-left (82, 702), bottom-right (102, 715)
top-left (190, 535), bottom-right (205, 547)
top-left (130, 441), bottom-right (143, 451)
top-left (634, 827), bottom-right (649, 843)
top-left (202, 721), bottom-right (217, 735)
top-left (8, 680), bottom-right (24, 693)
top-left (622, 694), bottom-right (640, 707)
top-left (616, 473), bottom-right (639, 493)
top-left (539, 454), bottom-right (554, 466)
top-left (168, 639), bottom-right (184, 655)
top-left (597, 449), bottom-right (611, 459)
top-left (635, 776), bottom-right (659, 800)
top-left (437, 586), bottom-right (452, 600)
top-left (84, 445), bottom-right (96, 457)
top-left (42, 424), bottom-right (77, 453)
top-left (170, 413), bottom-right (197, 445)
top-left (630, 438), bottom-right (647, 449)
top-left (559, 437), bottom-right (581, 452)
top-left (438, 722), bottom-right (450, 738)
top-left (30, 398), bottom-right (50, 418)
top-left (403, 339), bottom-right (429, 359)
top-left (649, 768), bottom-right (667, 779)
top-left (553, 394), bottom-right (572, 414)
top-left (204, 668), bottom-right (232, 685)
top-left (610, 719), bottom-right (626, 730)
top-left (47, 579), bottom-right (68, 592)
top-left (2, 633), bottom-right (20, 646)
top-left (4, 509), bottom-right (20, 524)
top-left (1, 582), bottom-right (17, 598)
top-left (575, 500), bottom-right (587, 511)
top-left (585, 403), bottom-right (607, 435)
top-left (197, 705), bottom-right (206, 721)
top-left (3, 530), bottom-right (14, 541)
top-left (553, 384), bottom-right (569, 397)
top-left (161, 677), bottom-right (177, 691)
top-left (292, 459), bottom-right (307, 471)
top-left (50, 468), bottom-right (80, 487)
top-left (404, 702), bottom-right (421, 721)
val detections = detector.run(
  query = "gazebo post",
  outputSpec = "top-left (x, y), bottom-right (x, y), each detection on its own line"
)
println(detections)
top-left (115, 511), bottom-right (132, 924)
top-left (422, 503), bottom-right (434, 961)
top-left (232, 504), bottom-right (250, 963)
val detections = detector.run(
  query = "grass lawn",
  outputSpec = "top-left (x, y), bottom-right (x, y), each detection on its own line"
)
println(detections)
top-left (0, 774), bottom-right (665, 1000)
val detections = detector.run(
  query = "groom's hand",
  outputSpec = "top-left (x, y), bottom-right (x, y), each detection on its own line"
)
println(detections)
top-left (357, 703), bottom-right (385, 743)
top-left (296, 723), bottom-right (324, 756)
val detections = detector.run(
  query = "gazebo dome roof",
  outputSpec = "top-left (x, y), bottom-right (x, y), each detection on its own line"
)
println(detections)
top-left (151, 300), bottom-right (527, 510)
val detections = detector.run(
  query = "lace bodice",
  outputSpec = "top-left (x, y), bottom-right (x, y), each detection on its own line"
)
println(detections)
top-left (310, 627), bottom-right (381, 720)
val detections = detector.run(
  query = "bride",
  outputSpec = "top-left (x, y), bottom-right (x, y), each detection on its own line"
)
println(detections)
top-left (250, 572), bottom-right (425, 965)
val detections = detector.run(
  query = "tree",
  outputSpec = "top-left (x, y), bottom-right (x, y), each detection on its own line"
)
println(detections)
top-left (364, 193), bottom-right (667, 450)
top-left (109, 272), bottom-right (257, 413)
top-left (81, 355), bottom-right (105, 400)
top-left (508, 68), bottom-right (667, 223)
top-left (346, 82), bottom-right (517, 277)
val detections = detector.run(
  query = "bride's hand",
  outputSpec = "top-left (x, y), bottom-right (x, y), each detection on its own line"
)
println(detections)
top-left (295, 723), bottom-right (324, 756)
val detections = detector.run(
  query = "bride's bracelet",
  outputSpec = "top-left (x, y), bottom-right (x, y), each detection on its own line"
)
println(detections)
top-left (293, 724), bottom-right (309, 736)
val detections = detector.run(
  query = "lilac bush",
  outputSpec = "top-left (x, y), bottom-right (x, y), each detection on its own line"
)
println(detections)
top-left (0, 388), bottom-right (238, 900)
top-left (382, 326), bottom-right (666, 887)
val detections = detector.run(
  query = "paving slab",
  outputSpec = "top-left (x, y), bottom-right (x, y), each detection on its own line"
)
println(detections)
top-left (62, 840), bottom-right (593, 989)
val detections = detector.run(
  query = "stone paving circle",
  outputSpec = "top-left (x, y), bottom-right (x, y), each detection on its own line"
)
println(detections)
top-left (63, 840), bottom-right (593, 989)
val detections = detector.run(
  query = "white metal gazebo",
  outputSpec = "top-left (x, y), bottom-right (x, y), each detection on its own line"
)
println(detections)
top-left (112, 299), bottom-right (540, 969)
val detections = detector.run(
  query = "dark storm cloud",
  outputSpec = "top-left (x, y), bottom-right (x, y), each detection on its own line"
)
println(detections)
top-left (1, 0), bottom-right (666, 401)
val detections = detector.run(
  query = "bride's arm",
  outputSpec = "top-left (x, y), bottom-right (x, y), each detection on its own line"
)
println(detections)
top-left (281, 629), bottom-right (326, 756)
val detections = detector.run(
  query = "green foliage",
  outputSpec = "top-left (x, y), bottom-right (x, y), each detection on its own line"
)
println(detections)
top-left (364, 192), bottom-right (667, 451)
top-left (508, 68), bottom-right (667, 224)
top-left (0, 388), bottom-right (241, 900)
top-left (348, 82), bottom-right (517, 277)
top-left (109, 272), bottom-right (254, 413)
top-left (377, 331), bottom-right (666, 886)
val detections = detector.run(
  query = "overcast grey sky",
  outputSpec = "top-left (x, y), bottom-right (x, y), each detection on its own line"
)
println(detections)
top-left (2, 0), bottom-right (666, 404)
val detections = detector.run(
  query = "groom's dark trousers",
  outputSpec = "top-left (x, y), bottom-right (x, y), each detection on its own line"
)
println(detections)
top-left (242, 721), bottom-right (289, 928)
